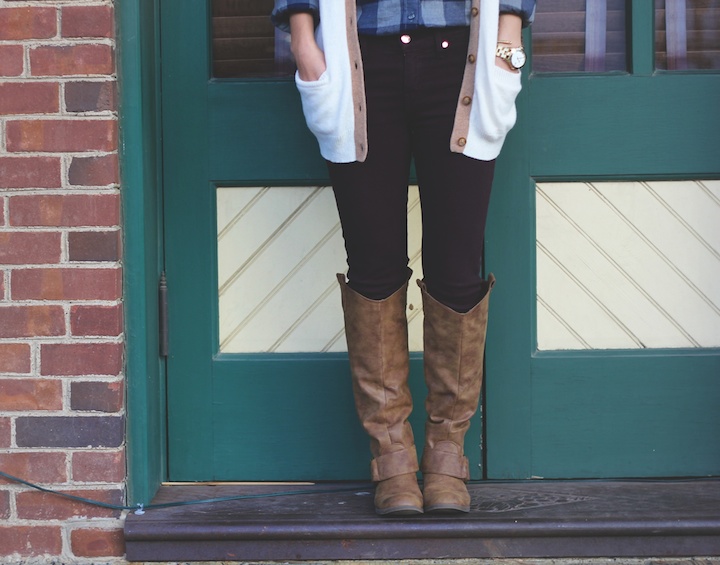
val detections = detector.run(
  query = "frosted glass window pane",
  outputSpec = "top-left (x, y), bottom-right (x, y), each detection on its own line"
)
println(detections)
top-left (536, 181), bottom-right (720, 350)
top-left (217, 186), bottom-right (425, 353)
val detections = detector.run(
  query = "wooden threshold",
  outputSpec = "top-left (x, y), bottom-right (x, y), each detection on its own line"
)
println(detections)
top-left (124, 478), bottom-right (720, 561)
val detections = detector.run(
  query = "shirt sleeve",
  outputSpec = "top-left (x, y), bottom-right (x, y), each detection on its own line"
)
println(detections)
top-left (499, 0), bottom-right (536, 27)
top-left (271, 0), bottom-right (320, 33)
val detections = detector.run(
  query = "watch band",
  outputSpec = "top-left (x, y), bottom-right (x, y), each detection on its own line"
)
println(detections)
top-left (495, 44), bottom-right (525, 69)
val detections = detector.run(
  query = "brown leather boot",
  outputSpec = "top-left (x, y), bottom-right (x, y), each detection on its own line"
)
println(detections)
top-left (418, 275), bottom-right (495, 513)
top-left (338, 274), bottom-right (423, 516)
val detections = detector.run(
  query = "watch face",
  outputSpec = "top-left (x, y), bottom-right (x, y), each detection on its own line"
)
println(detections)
top-left (511, 49), bottom-right (527, 69)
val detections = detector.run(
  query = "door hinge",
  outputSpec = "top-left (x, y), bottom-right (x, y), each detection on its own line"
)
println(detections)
top-left (159, 271), bottom-right (169, 357)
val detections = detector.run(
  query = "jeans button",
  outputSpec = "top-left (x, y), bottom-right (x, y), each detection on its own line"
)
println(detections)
top-left (401, 34), bottom-right (411, 44)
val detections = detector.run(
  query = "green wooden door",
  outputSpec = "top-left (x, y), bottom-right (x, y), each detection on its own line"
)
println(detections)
top-left (485, 1), bottom-right (720, 478)
top-left (161, 1), bottom-right (718, 483)
top-left (160, 1), bottom-right (483, 481)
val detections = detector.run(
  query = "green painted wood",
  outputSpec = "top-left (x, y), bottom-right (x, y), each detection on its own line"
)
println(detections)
top-left (529, 74), bottom-right (720, 178)
top-left (530, 351), bottom-right (720, 478)
top-left (208, 82), bottom-right (326, 182)
top-left (116, 0), bottom-right (166, 504)
top-left (484, 144), bottom-right (535, 477)
top-left (210, 355), bottom-right (482, 480)
top-left (161, 3), bottom-right (484, 481)
top-left (631, 0), bottom-right (654, 76)
top-left (161, 0), bottom-right (216, 480)
top-left (486, 11), bottom-right (720, 479)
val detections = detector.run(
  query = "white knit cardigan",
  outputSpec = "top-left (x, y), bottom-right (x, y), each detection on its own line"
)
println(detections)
top-left (294, 0), bottom-right (522, 163)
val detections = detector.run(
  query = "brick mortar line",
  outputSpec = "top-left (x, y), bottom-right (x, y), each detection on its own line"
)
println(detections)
top-left (2, 512), bottom-right (127, 526)
top-left (1, 116), bottom-right (116, 121)
top-left (1, 116), bottom-right (117, 124)
top-left (30, 341), bottom-right (39, 377)
top-left (0, 313), bottom-right (122, 320)
top-left (0, 337), bottom-right (126, 344)
top-left (8, 413), bottom-right (15, 448)
top-left (0, 156), bottom-right (119, 164)
top-left (5, 185), bottom-right (122, 191)
top-left (2, 475), bottom-right (128, 492)
top-left (0, 328), bottom-right (125, 333)
top-left (2, 270), bottom-right (9, 300)
top-left (1, 445), bottom-right (124, 453)
top-left (59, 153), bottom-right (70, 187)
top-left (1, 76), bottom-right (119, 83)
top-left (0, 336), bottom-right (125, 348)
top-left (0, 227), bottom-right (120, 232)
top-left (0, 77), bottom-right (115, 84)
top-left (53, 2), bottom-right (62, 42)
top-left (3, 520), bottom-right (126, 535)
top-left (0, 300), bottom-right (122, 306)
top-left (0, 187), bottom-right (120, 195)
top-left (1, 476), bottom-right (126, 486)
top-left (0, 151), bottom-right (118, 156)
top-left (0, 38), bottom-right (115, 48)
top-left (1, 364), bottom-right (123, 371)
top-left (0, 1), bottom-right (114, 3)
top-left (1, 448), bottom-right (122, 460)
top-left (61, 376), bottom-right (70, 411)
top-left (0, 2), bottom-right (114, 6)
top-left (0, 411), bottom-right (126, 420)
top-left (0, 154), bottom-right (118, 160)
top-left (9, 371), bottom-right (125, 378)
top-left (2, 479), bottom-right (127, 490)
top-left (0, 332), bottom-right (125, 340)
top-left (7, 478), bottom-right (18, 520)
top-left (1, 262), bottom-right (122, 267)
top-left (0, 514), bottom-right (128, 522)
top-left (59, 229), bottom-right (69, 263)
top-left (0, 263), bottom-right (121, 268)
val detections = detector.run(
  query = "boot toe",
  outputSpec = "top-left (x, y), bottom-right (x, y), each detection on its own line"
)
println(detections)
top-left (374, 473), bottom-right (423, 516)
top-left (422, 473), bottom-right (470, 513)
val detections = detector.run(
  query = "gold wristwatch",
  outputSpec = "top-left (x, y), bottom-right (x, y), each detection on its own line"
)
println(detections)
top-left (495, 43), bottom-right (526, 70)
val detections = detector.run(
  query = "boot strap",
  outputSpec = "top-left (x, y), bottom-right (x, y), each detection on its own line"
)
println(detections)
top-left (421, 447), bottom-right (470, 480)
top-left (370, 448), bottom-right (419, 482)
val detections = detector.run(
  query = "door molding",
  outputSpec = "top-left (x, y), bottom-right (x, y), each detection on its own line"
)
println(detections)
top-left (117, 0), bottom-right (166, 505)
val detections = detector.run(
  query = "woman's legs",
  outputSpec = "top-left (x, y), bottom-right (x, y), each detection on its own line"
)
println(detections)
top-left (331, 28), bottom-right (495, 515)
top-left (330, 28), bottom-right (494, 311)
top-left (328, 33), bottom-right (412, 301)
top-left (399, 28), bottom-right (496, 512)
top-left (330, 34), bottom-right (421, 516)
top-left (407, 28), bottom-right (495, 313)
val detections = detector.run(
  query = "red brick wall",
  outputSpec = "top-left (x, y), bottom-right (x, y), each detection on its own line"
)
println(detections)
top-left (0, 0), bottom-right (125, 560)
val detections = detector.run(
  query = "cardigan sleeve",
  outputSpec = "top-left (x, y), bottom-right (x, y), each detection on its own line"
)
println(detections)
top-left (499, 0), bottom-right (536, 27)
top-left (271, 0), bottom-right (320, 33)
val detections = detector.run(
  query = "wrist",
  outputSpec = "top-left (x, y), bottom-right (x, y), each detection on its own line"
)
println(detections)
top-left (498, 12), bottom-right (522, 46)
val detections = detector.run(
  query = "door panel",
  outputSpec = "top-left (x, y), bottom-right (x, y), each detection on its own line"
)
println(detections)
top-left (162, 0), bottom-right (719, 482)
top-left (486, 0), bottom-right (720, 478)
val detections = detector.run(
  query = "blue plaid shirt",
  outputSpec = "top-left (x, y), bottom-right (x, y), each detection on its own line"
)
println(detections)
top-left (272, 0), bottom-right (535, 34)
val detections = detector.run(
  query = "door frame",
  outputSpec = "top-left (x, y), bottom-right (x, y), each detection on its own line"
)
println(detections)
top-left (118, 0), bottom-right (720, 503)
top-left (117, 0), bottom-right (166, 505)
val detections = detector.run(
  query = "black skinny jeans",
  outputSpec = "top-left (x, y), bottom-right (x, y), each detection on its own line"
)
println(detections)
top-left (328, 27), bottom-right (495, 313)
